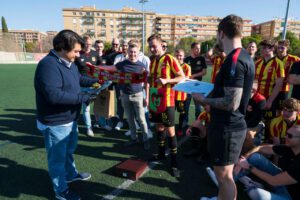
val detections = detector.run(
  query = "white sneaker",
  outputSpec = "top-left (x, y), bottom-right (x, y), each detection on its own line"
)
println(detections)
top-left (148, 129), bottom-right (153, 139)
top-left (125, 130), bottom-right (131, 136)
top-left (104, 125), bottom-right (112, 131)
top-left (86, 128), bottom-right (94, 137)
top-left (200, 197), bottom-right (217, 200)
top-left (115, 121), bottom-right (124, 131)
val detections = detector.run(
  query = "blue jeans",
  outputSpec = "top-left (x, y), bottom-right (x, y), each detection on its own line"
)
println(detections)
top-left (41, 122), bottom-right (78, 194)
top-left (115, 84), bottom-right (124, 121)
top-left (82, 87), bottom-right (95, 129)
top-left (239, 153), bottom-right (292, 200)
top-left (184, 94), bottom-right (201, 122)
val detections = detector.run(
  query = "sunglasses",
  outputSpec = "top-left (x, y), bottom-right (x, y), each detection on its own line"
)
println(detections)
top-left (112, 43), bottom-right (119, 46)
top-left (286, 133), bottom-right (300, 139)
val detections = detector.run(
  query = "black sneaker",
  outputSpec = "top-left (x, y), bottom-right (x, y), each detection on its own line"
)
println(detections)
top-left (170, 167), bottom-right (180, 178)
top-left (55, 189), bottom-right (81, 200)
top-left (66, 172), bottom-right (91, 183)
top-left (123, 139), bottom-right (139, 147)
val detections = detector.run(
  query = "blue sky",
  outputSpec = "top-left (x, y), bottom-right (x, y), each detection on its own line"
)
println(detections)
top-left (1, 0), bottom-right (299, 32)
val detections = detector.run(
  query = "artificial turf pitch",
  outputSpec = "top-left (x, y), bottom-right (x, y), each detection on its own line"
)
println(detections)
top-left (0, 64), bottom-right (250, 200)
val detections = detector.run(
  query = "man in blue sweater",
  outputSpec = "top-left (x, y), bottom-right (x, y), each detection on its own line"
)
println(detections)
top-left (34, 30), bottom-right (98, 200)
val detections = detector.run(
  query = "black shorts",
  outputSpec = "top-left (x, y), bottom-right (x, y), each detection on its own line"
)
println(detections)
top-left (150, 107), bottom-right (175, 127)
top-left (175, 100), bottom-right (185, 113)
top-left (208, 124), bottom-right (246, 166)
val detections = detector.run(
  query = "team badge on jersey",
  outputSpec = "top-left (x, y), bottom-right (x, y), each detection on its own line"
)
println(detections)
top-left (92, 57), bottom-right (96, 62)
top-left (149, 88), bottom-right (167, 113)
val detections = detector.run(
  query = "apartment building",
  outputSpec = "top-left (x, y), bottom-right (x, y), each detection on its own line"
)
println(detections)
top-left (63, 6), bottom-right (252, 46)
top-left (9, 30), bottom-right (42, 45)
top-left (63, 6), bottom-right (156, 43)
top-left (252, 19), bottom-right (300, 40)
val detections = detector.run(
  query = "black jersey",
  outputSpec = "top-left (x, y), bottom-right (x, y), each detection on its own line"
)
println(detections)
top-left (210, 48), bottom-right (255, 130)
top-left (184, 56), bottom-right (207, 81)
top-left (75, 50), bottom-right (100, 75)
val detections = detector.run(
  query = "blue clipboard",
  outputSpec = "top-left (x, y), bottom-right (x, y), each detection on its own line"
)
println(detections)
top-left (173, 79), bottom-right (214, 96)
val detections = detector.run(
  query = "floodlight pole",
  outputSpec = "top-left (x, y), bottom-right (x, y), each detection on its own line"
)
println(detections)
top-left (139, 0), bottom-right (149, 53)
top-left (282, 0), bottom-right (291, 40)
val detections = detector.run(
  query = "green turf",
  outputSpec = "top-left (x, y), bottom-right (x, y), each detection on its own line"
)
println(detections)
top-left (0, 64), bottom-right (250, 200)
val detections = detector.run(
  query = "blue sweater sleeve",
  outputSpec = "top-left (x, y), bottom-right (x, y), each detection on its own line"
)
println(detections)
top-left (79, 74), bottom-right (98, 87)
top-left (36, 59), bottom-right (90, 105)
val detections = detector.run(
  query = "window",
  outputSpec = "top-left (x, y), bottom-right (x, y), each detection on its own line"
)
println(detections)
top-left (73, 12), bottom-right (76, 15)
top-left (73, 18), bottom-right (76, 24)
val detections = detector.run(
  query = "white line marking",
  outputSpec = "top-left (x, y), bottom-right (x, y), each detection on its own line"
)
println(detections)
top-left (101, 136), bottom-right (189, 200)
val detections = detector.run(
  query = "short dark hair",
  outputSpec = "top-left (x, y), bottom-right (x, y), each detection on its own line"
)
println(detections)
top-left (147, 34), bottom-right (162, 43)
top-left (53, 30), bottom-right (85, 52)
top-left (175, 48), bottom-right (185, 54)
top-left (247, 41), bottom-right (257, 46)
top-left (259, 39), bottom-right (276, 48)
top-left (95, 40), bottom-right (104, 45)
top-left (218, 15), bottom-right (243, 39)
top-left (277, 39), bottom-right (290, 48)
top-left (191, 42), bottom-right (200, 49)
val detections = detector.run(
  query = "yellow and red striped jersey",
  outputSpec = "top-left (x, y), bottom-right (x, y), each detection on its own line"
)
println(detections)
top-left (197, 111), bottom-right (211, 125)
top-left (149, 54), bottom-right (182, 107)
top-left (255, 57), bottom-right (285, 99)
top-left (270, 114), bottom-right (300, 144)
top-left (210, 56), bottom-right (225, 83)
top-left (175, 63), bottom-right (191, 101)
top-left (277, 54), bottom-right (300, 92)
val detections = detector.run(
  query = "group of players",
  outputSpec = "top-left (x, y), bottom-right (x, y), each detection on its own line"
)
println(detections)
top-left (75, 14), bottom-right (300, 200)
top-left (35, 14), bottom-right (300, 200)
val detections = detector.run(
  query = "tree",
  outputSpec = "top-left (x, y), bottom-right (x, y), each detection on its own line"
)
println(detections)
top-left (104, 41), bottom-right (112, 52)
top-left (1, 16), bottom-right (8, 32)
top-left (201, 37), bottom-right (217, 54)
top-left (166, 41), bottom-right (175, 54)
top-left (241, 34), bottom-right (263, 48)
top-left (275, 31), bottom-right (300, 56)
top-left (25, 42), bottom-right (39, 53)
top-left (175, 37), bottom-right (197, 54)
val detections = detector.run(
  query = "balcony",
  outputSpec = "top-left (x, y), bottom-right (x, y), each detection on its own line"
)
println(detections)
top-left (82, 16), bottom-right (94, 25)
